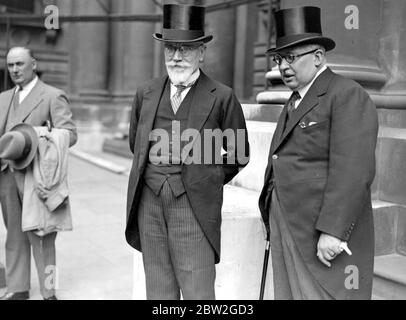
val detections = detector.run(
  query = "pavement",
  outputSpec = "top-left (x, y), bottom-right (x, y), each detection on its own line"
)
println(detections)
top-left (0, 149), bottom-right (136, 300)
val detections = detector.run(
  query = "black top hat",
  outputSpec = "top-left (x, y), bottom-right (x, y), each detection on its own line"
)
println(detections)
top-left (153, 4), bottom-right (213, 43)
top-left (0, 123), bottom-right (39, 170)
top-left (267, 6), bottom-right (335, 53)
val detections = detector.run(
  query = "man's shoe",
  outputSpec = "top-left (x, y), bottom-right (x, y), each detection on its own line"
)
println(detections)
top-left (0, 291), bottom-right (29, 300)
top-left (44, 295), bottom-right (57, 300)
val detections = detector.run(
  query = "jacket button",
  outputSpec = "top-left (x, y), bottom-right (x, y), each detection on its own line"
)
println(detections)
top-left (272, 154), bottom-right (278, 160)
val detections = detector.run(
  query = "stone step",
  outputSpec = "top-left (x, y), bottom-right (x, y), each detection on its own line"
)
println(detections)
top-left (373, 254), bottom-right (406, 300)
top-left (372, 293), bottom-right (386, 300)
top-left (375, 127), bottom-right (406, 206)
top-left (372, 200), bottom-right (406, 256)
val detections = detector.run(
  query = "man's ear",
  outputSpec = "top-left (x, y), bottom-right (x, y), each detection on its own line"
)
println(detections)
top-left (199, 45), bottom-right (206, 62)
top-left (32, 58), bottom-right (37, 71)
top-left (314, 49), bottom-right (325, 67)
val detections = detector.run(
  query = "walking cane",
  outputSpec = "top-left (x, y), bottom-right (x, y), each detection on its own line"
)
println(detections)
top-left (259, 228), bottom-right (270, 300)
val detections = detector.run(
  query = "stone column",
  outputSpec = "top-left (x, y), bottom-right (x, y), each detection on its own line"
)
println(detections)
top-left (370, 0), bottom-right (406, 212)
top-left (109, 0), bottom-right (156, 103)
top-left (258, 0), bottom-right (388, 102)
top-left (233, 3), bottom-right (257, 101)
top-left (0, 262), bottom-right (5, 288)
top-left (203, 0), bottom-right (237, 87)
top-left (69, 0), bottom-right (110, 102)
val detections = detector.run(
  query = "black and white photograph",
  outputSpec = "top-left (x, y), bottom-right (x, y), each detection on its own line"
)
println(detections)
top-left (0, 0), bottom-right (405, 306)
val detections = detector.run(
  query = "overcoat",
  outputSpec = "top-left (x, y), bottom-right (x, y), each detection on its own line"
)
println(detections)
top-left (258, 68), bottom-right (378, 299)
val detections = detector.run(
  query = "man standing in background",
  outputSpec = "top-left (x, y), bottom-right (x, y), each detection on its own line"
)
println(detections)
top-left (0, 47), bottom-right (77, 300)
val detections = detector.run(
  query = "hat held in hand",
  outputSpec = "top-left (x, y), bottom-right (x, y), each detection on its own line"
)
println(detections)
top-left (0, 123), bottom-right (39, 170)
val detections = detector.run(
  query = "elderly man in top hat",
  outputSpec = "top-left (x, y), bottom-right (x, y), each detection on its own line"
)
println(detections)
top-left (126, 4), bottom-right (249, 299)
top-left (258, 6), bottom-right (378, 299)
top-left (0, 46), bottom-right (77, 300)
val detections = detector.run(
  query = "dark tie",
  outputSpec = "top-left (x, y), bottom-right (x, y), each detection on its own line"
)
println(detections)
top-left (170, 82), bottom-right (195, 114)
top-left (286, 91), bottom-right (300, 121)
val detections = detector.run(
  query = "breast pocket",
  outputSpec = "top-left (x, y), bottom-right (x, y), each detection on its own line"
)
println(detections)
top-left (298, 119), bottom-right (329, 130)
top-left (296, 119), bottom-right (330, 157)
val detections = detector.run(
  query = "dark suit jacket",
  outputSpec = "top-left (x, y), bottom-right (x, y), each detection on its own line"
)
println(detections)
top-left (0, 79), bottom-right (77, 146)
top-left (259, 68), bottom-right (378, 299)
top-left (126, 71), bottom-right (249, 263)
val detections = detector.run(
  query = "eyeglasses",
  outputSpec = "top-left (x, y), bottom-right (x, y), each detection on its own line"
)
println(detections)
top-left (272, 49), bottom-right (319, 65)
top-left (164, 44), bottom-right (201, 58)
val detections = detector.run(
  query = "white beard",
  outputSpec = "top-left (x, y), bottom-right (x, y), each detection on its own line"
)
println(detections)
top-left (166, 65), bottom-right (197, 86)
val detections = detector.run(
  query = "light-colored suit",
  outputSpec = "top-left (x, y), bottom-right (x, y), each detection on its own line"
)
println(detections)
top-left (0, 78), bottom-right (77, 298)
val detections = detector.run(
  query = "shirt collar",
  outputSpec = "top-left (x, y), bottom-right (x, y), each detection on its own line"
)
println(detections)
top-left (297, 65), bottom-right (327, 99)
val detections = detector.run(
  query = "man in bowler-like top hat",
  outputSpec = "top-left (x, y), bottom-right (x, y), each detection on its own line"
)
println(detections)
top-left (258, 6), bottom-right (378, 299)
top-left (125, 4), bottom-right (249, 299)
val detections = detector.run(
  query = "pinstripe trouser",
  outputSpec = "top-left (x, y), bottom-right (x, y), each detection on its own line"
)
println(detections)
top-left (138, 181), bottom-right (216, 300)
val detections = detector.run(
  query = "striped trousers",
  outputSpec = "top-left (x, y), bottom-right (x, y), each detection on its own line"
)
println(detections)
top-left (138, 181), bottom-right (216, 300)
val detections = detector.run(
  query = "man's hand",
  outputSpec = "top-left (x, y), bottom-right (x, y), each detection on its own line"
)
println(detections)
top-left (36, 184), bottom-right (49, 200)
top-left (317, 233), bottom-right (343, 267)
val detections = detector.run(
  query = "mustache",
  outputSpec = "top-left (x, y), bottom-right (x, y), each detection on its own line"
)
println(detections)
top-left (166, 63), bottom-right (190, 68)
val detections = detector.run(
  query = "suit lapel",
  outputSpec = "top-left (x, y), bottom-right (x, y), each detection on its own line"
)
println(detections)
top-left (181, 71), bottom-right (216, 163)
top-left (280, 88), bottom-right (319, 140)
top-left (264, 102), bottom-right (289, 183)
top-left (16, 79), bottom-right (44, 123)
top-left (273, 68), bottom-right (334, 152)
top-left (270, 104), bottom-right (288, 154)
top-left (137, 75), bottom-right (168, 167)
top-left (0, 89), bottom-right (15, 135)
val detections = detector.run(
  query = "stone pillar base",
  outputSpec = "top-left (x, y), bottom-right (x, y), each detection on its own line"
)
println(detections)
top-left (0, 262), bottom-right (5, 288)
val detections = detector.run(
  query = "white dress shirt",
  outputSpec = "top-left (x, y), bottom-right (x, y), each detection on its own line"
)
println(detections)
top-left (16, 75), bottom-right (38, 104)
top-left (294, 65), bottom-right (327, 109)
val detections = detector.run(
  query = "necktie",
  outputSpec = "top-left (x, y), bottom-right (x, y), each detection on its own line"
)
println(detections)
top-left (286, 91), bottom-right (300, 121)
top-left (170, 82), bottom-right (194, 114)
top-left (13, 86), bottom-right (22, 111)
